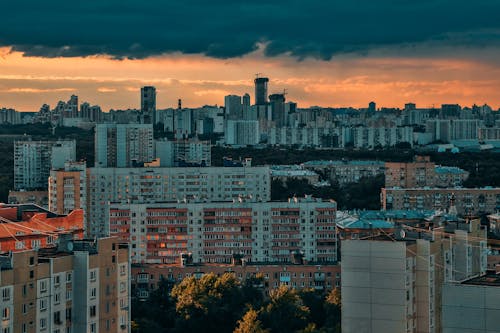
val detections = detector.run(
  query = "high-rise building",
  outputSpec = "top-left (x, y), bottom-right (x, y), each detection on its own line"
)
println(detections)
top-left (14, 139), bottom-right (76, 190)
top-left (155, 138), bottom-right (211, 167)
top-left (95, 123), bottom-right (154, 167)
top-left (254, 77), bottom-right (269, 105)
top-left (49, 161), bottom-right (87, 215)
top-left (224, 95), bottom-right (242, 120)
top-left (269, 93), bottom-right (286, 127)
top-left (225, 120), bottom-right (260, 145)
top-left (141, 86), bottom-right (157, 124)
top-left (368, 101), bottom-right (376, 112)
top-left (109, 195), bottom-right (337, 264)
top-left (242, 93), bottom-right (251, 106)
top-left (86, 166), bottom-right (271, 237)
top-left (67, 95), bottom-right (79, 118)
top-left (0, 236), bottom-right (130, 333)
top-left (341, 219), bottom-right (487, 333)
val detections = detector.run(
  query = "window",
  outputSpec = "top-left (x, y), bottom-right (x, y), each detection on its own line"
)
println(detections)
top-left (53, 311), bottom-right (61, 325)
top-left (54, 293), bottom-right (61, 304)
top-left (40, 280), bottom-right (48, 293)
top-left (2, 307), bottom-right (10, 320)
top-left (40, 318), bottom-right (47, 329)
top-left (39, 299), bottom-right (47, 311)
top-left (90, 323), bottom-right (96, 333)
top-left (66, 290), bottom-right (72, 301)
top-left (66, 272), bottom-right (72, 283)
top-left (90, 288), bottom-right (97, 299)
top-left (22, 304), bottom-right (28, 314)
top-left (22, 323), bottom-right (27, 333)
top-left (29, 256), bottom-right (35, 265)
top-left (1, 288), bottom-right (10, 301)
top-left (89, 305), bottom-right (96, 317)
top-left (90, 270), bottom-right (97, 281)
top-left (53, 275), bottom-right (60, 286)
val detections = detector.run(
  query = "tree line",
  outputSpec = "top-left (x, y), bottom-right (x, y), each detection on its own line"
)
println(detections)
top-left (132, 273), bottom-right (341, 333)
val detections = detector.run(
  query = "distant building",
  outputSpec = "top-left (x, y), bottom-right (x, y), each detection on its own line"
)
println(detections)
top-left (95, 123), bottom-right (154, 167)
top-left (381, 187), bottom-right (500, 215)
top-left (109, 196), bottom-right (337, 264)
top-left (224, 95), bottom-right (242, 120)
top-left (270, 165), bottom-right (320, 184)
top-left (225, 120), bottom-right (260, 145)
top-left (269, 93), bottom-right (286, 127)
top-left (254, 77), bottom-right (269, 105)
top-left (141, 86), bottom-right (157, 124)
top-left (13, 139), bottom-right (76, 190)
top-left (155, 138), bottom-right (211, 167)
top-left (0, 108), bottom-right (21, 124)
top-left (303, 160), bottom-right (385, 186)
top-left (0, 237), bottom-right (130, 333)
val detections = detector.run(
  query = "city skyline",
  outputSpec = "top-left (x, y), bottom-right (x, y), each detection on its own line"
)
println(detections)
top-left (1, 1), bottom-right (500, 111)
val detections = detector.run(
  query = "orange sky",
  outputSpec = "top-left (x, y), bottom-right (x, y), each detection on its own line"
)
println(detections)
top-left (1, 46), bottom-right (499, 111)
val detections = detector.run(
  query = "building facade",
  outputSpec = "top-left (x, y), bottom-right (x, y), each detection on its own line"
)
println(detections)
top-left (108, 196), bottom-right (337, 265)
top-left (14, 139), bottom-right (76, 190)
top-left (0, 237), bottom-right (130, 333)
top-left (48, 161), bottom-right (87, 216)
top-left (86, 166), bottom-right (271, 237)
top-left (381, 187), bottom-right (500, 215)
top-left (95, 123), bottom-right (154, 167)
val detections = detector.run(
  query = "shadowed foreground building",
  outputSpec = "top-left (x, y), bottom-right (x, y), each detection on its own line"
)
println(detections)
top-left (0, 237), bottom-right (130, 333)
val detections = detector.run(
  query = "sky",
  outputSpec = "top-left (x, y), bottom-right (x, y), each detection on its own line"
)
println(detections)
top-left (1, 0), bottom-right (500, 111)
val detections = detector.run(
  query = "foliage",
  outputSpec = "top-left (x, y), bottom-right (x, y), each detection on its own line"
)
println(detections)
top-left (233, 308), bottom-right (269, 333)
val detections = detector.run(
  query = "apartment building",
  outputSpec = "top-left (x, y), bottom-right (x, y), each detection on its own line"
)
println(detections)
top-left (14, 139), bottom-right (76, 190)
top-left (0, 204), bottom-right (84, 253)
top-left (0, 237), bottom-right (130, 333)
top-left (95, 123), bottom-right (154, 167)
top-left (385, 156), bottom-right (469, 188)
top-left (155, 138), bottom-right (211, 167)
top-left (303, 160), bottom-right (385, 185)
top-left (48, 161), bottom-right (87, 215)
top-left (131, 263), bottom-right (341, 300)
top-left (381, 187), bottom-right (500, 215)
top-left (341, 219), bottom-right (487, 333)
top-left (108, 196), bottom-right (337, 265)
top-left (87, 166), bottom-right (271, 237)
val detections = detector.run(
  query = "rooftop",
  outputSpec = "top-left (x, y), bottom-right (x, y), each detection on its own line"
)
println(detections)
top-left (303, 160), bottom-right (384, 167)
top-left (434, 165), bottom-right (468, 175)
top-left (462, 272), bottom-right (500, 287)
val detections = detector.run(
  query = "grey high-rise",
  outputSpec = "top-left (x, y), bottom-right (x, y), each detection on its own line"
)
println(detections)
top-left (141, 86), bottom-right (157, 124)
top-left (254, 77), bottom-right (269, 105)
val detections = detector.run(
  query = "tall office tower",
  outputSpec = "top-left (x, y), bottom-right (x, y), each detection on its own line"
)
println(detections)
top-left (224, 95), bottom-right (242, 120)
top-left (67, 95), bottom-right (79, 117)
top-left (95, 123), bottom-right (154, 167)
top-left (49, 161), bottom-right (87, 215)
top-left (141, 86), bottom-right (157, 124)
top-left (14, 139), bottom-right (76, 190)
top-left (0, 236), bottom-right (130, 333)
top-left (242, 93), bottom-right (251, 106)
top-left (269, 93), bottom-right (286, 127)
top-left (254, 77), bottom-right (269, 105)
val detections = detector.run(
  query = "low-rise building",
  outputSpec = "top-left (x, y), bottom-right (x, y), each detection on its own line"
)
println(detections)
top-left (303, 160), bottom-right (385, 186)
top-left (131, 262), bottom-right (341, 300)
top-left (381, 187), bottom-right (500, 215)
top-left (0, 204), bottom-right (84, 253)
top-left (8, 190), bottom-right (49, 208)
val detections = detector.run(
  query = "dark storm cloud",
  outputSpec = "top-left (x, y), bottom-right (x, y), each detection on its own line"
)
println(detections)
top-left (1, 0), bottom-right (500, 59)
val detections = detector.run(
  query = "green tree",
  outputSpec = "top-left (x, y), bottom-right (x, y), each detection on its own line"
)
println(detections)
top-left (233, 308), bottom-right (269, 333)
top-left (260, 285), bottom-right (310, 333)
top-left (171, 273), bottom-right (246, 333)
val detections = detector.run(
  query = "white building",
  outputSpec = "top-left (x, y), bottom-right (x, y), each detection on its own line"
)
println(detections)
top-left (109, 196), bottom-right (337, 264)
top-left (225, 120), bottom-right (260, 146)
top-left (86, 166), bottom-right (271, 237)
top-left (95, 123), bottom-right (154, 167)
top-left (155, 138), bottom-right (211, 167)
top-left (14, 139), bottom-right (76, 190)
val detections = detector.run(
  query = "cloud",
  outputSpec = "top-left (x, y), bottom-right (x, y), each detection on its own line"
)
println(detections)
top-left (97, 87), bottom-right (117, 93)
top-left (1, 1), bottom-right (500, 60)
top-left (2, 87), bottom-right (76, 93)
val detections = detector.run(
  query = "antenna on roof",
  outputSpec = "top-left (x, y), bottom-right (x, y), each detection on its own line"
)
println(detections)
top-left (255, 73), bottom-right (262, 79)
